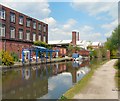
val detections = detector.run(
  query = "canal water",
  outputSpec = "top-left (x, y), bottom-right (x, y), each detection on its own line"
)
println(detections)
top-left (1, 59), bottom-right (104, 100)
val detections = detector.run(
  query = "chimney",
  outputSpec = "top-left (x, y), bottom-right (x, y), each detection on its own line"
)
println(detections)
top-left (72, 31), bottom-right (76, 46)
top-left (77, 32), bottom-right (80, 41)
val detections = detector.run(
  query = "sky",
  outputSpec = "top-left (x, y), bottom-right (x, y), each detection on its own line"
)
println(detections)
top-left (0, 0), bottom-right (119, 42)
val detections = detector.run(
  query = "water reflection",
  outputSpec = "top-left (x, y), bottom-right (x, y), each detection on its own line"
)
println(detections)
top-left (2, 59), bottom-right (91, 99)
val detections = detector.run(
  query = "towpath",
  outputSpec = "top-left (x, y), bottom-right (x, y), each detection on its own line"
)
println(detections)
top-left (74, 59), bottom-right (118, 99)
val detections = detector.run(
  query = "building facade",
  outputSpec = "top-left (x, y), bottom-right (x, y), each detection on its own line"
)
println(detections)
top-left (0, 5), bottom-right (48, 58)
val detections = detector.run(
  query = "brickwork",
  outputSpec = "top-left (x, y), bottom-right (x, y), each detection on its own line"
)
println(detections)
top-left (78, 50), bottom-right (89, 56)
top-left (0, 5), bottom-right (48, 58)
top-left (72, 31), bottom-right (76, 46)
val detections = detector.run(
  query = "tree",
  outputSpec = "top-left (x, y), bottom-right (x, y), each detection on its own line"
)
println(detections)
top-left (105, 25), bottom-right (119, 56)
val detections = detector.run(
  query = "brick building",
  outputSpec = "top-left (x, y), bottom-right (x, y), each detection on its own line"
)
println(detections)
top-left (0, 5), bottom-right (48, 58)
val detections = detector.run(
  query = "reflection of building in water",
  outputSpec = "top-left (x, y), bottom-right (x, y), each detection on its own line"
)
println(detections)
top-left (2, 69), bottom-right (48, 99)
top-left (52, 63), bottom-right (66, 75)
top-left (71, 70), bottom-right (77, 83)
top-left (22, 68), bottom-right (30, 80)
top-left (2, 61), bottom-right (90, 99)
top-left (69, 60), bottom-right (90, 83)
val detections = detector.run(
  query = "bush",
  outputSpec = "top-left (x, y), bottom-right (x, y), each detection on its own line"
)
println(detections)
top-left (92, 49), bottom-right (102, 58)
top-left (92, 48), bottom-right (108, 58)
top-left (11, 52), bottom-right (19, 62)
top-left (0, 51), bottom-right (14, 66)
top-left (34, 41), bottom-right (52, 49)
top-left (100, 48), bottom-right (107, 58)
top-left (0, 58), bottom-right (2, 65)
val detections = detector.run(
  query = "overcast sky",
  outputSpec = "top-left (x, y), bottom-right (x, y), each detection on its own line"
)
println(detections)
top-left (0, 0), bottom-right (119, 42)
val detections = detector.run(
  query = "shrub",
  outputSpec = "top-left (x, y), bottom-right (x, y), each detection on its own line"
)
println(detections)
top-left (0, 58), bottom-right (2, 65)
top-left (11, 52), bottom-right (19, 62)
top-left (92, 49), bottom-right (102, 58)
top-left (100, 48), bottom-right (107, 58)
top-left (34, 41), bottom-right (52, 49)
top-left (0, 51), bottom-right (14, 66)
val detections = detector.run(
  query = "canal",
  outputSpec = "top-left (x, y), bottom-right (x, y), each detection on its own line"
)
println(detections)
top-left (1, 59), bottom-right (104, 100)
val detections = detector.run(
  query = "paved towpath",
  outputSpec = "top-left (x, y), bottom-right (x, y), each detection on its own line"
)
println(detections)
top-left (74, 59), bottom-right (119, 99)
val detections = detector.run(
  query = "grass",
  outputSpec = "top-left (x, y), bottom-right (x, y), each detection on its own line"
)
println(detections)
top-left (60, 59), bottom-right (108, 99)
top-left (114, 60), bottom-right (120, 90)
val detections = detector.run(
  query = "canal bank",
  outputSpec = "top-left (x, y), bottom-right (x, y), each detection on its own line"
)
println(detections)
top-left (0, 57), bottom-right (72, 70)
top-left (61, 58), bottom-right (109, 99)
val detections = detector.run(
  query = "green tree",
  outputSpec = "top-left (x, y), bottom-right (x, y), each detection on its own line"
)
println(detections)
top-left (105, 25), bottom-right (119, 56)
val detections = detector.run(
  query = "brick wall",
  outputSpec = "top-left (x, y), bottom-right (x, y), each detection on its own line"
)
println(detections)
top-left (78, 50), bottom-right (89, 56)
top-left (0, 5), bottom-right (48, 43)
top-left (0, 40), bottom-right (33, 58)
top-left (72, 31), bottom-right (76, 46)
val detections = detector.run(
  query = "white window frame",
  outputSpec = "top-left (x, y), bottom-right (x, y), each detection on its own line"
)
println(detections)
top-left (33, 22), bottom-right (36, 29)
top-left (0, 9), bottom-right (5, 19)
top-left (38, 24), bottom-right (41, 30)
top-left (43, 36), bottom-right (46, 42)
top-left (33, 33), bottom-right (36, 41)
top-left (10, 13), bottom-right (15, 23)
top-left (38, 35), bottom-right (41, 41)
top-left (26, 19), bottom-right (30, 27)
top-left (26, 32), bottom-right (30, 41)
top-left (10, 27), bottom-right (15, 38)
top-left (19, 30), bottom-right (23, 39)
top-left (19, 16), bottom-right (23, 25)
top-left (0, 25), bottom-right (5, 37)
top-left (43, 26), bottom-right (46, 32)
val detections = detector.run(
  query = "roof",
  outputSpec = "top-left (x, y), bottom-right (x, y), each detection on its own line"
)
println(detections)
top-left (76, 40), bottom-right (87, 45)
top-left (48, 40), bottom-right (72, 45)
top-left (32, 45), bottom-right (47, 50)
top-left (92, 42), bottom-right (101, 46)
top-left (23, 45), bottom-right (59, 52)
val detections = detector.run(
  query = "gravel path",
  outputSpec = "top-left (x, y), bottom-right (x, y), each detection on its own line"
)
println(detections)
top-left (74, 59), bottom-right (118, 99)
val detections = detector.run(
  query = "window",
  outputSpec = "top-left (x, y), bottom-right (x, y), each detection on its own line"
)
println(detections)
top-left (0, 9), bottom-right (5, 19)
top-left (19, 16), bottom-right (23, 25)
top-left (43, 36), bottom-right (46, 42)
top-left (0, 25), bottom-right (5, 37)
top-left (19, 29), bottom-right (23, 39)
top-left (10, 27), bottom-right (15, 38)
top-left (43, 25), bottom-right (46, 32)
top-left (38, 35), bottom-right (41, 41)
top-left (38, 24), bottom-right (42, 30)
top-left (26, 19), bottom-right (31, 27)
top-left (10, 13), bottom-right (15, 23)
top-left (33, 21), bottom-right (36, 29)
top-left (26, 31), bottom-right (30, 40)
top-left (33, 33), bottom-right (36, 41)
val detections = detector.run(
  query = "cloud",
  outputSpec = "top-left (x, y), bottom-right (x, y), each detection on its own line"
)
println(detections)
top-left (102, 19), bottom-right (118, 30)
top-left (78, 25), bottom-right (104, 42)
top-left (71, 1), bottom-right (118, 20)
top-left (48, 19), bottom-right (104, 42)
top-left (63, 19), bottom-right (77, 31)
top-left (102, 19), bottom-right (118, 38)
top-left (42, 17), bottom-right (57, 27)
top-left (104, 32), bottom-right (112, 38)
top-left (48, 18), bottom-right (77, 41)
top-left (0, 0), bottom-right (51, 19)
top-left (72, 0), bottom-right (119, 2)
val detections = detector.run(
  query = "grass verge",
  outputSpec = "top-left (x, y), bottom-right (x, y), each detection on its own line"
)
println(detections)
top-left (114, 59), bottom-right (120, 90)
top-left (60, 59), bottom-right (108, 99)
